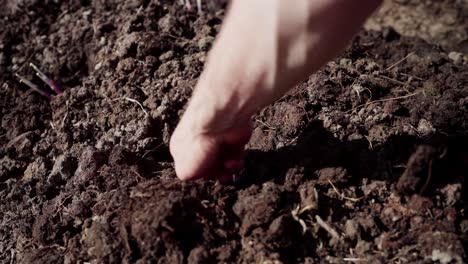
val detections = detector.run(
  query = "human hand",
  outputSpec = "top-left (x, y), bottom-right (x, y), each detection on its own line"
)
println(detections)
top-left (170, 116), bottom-right (252, 182)
top-left (170, 0), bottom-right (381, 181)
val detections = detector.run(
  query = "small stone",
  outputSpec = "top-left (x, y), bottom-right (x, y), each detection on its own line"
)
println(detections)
top-left (159, 51), bottom-right (174, 62)
top-left (440, 183), bottom-right (462, 206)
top-left (82, 9), bottom-right (92, 18)
top-left (94, 61), bottom-right (103, 71)
top-left (339, 58), bottom-right (352, 67)
top-left (460, 220), bottom-right (468, 234)
top-left (158, 14), bottom-right (177, 34)
top-left (344, 219), bottom-right (360, 239)
top-left (316, 167), bottom-right (348, 184)
top-left (347, 132), bottom-right (363, 141)
top-left (188, 246), bottom-right (210, 264)
top-left (267, 214), bottom-right (302, 249)
top-left (365, 61), bottom-right (379, 71)
top-left (23, 158), bottom-right (47, 182)
top-left (448, 51), bottom-right (464, 64)
top-left (397, 145), bottom-right (437, 194)
top-left (197, 36), bottom-right (215, 51)
top-left (417, 119), bottom-right (435, 135)
top-left (431, 249), bottom-right (459, 264)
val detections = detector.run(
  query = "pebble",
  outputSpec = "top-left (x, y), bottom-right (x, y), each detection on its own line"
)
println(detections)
top-left (448, 51), bottom-right (465, 64)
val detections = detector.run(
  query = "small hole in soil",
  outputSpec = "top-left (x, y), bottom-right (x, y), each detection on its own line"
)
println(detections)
top-left (393, 106), bottom-right (410, 117)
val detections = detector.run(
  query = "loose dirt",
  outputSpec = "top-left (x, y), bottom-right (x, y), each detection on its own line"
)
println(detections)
top-left (0, 1), bottom-right (466, 263)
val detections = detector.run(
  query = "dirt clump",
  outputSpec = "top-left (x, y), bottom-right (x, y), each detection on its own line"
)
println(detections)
top-left (0, 1), bottom-right (467, 263)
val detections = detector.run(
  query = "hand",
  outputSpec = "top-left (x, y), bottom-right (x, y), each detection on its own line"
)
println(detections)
top-left (170, 0), bottom-right (381, 181)
top-left (170, 118), bottom-right (252, 182)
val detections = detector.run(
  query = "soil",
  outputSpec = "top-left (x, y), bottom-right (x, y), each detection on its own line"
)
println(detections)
top-left (0, 1), bottom-right (467, 263)
top-left (366, 0), bottom-right (468, 54)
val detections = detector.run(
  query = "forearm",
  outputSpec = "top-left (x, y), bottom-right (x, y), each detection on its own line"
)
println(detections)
top-left (184, 0), bottom-right (381, 133)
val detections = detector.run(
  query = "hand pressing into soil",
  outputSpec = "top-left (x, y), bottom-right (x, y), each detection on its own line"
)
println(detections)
top-left (170, 0), bottom-right (382, 181)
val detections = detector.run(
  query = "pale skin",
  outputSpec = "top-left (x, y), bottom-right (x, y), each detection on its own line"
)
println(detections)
top-left (170, 0), bottom-right (382, 181)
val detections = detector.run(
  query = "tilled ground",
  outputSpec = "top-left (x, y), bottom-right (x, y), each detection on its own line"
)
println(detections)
top-left (0, 1), bottom-right (467, 263)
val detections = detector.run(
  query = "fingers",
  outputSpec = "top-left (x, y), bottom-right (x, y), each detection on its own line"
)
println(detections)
top-left (170, 120), bottom-right (252, 182)
top-left (171, 133), bottom-right (219, 181)
top-left (175, 141), bottom-right (245, 182)
top-left (216, 121), bottom-right (251, 182)
top-left (202, 146), bottom-right (245, 183)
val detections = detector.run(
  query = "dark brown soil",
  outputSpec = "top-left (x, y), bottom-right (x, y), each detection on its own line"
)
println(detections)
top-left (1, 1), bottom-right (467, 263)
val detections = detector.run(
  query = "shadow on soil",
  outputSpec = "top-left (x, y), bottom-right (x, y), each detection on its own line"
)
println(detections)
top-left (241, 120), bottom-right (468, 200)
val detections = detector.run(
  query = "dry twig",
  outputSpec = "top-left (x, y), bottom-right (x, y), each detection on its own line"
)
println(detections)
top-left (386, 52), bottom-right (414, 71)
top-left (291, 205), bottom-right (308, 235)
top-left (328, 179), bottom-right (365, 202)
top-left (343, 257), bottom-right (365, 262)
top-left (255, 119), bottom-right (276, 130)
top-left (112, 97), bottom-right (149, 116)
top-left (346, 91), bottom-right (420, 114)
top-left (315, 215), bottom-right (341, 240)
top-left (124, 97), bottom-right (148, 116)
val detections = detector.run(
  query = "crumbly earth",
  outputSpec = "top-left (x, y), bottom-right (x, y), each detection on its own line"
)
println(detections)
top-left (0, 1), bottom-right (467, 263)
top-left (366, 0), bottom-right (468, 54)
